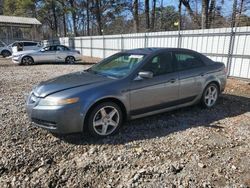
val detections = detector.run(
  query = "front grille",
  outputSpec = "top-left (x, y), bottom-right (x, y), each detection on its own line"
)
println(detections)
top-left (32, 118), bottom-right (57, 128)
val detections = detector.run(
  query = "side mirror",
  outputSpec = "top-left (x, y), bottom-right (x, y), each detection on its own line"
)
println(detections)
top-left (135, 71), bottom-right (153, 80)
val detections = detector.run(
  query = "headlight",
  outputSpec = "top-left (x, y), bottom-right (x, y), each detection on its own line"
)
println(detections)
top-left (38, 97), bottom-right (79, 106)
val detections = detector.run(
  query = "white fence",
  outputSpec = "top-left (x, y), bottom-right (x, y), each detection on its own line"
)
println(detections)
top-left (43, 26), bottom-right (250, 79)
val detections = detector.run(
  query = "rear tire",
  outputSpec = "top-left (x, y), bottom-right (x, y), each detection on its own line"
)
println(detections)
top-left (87, 102), bottom-right (123, 138)
top-left (21, 56), bottom-right (34, 65)
top-left (201, 83), bottom-right (219, 108)
top-left (1, 50), bottom-right (11, 57)
top-left (65, 56), bottom-right (75, 64)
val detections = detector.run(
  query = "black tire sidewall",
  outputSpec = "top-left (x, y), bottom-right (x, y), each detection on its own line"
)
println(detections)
top-left (201, 83), bottom-right (219, 108)
top-left (66, 56), bottom-right (75, 64)
top-left (22, 56), bottom-right (34, 65)
top-left (87, 102), bottom-right (123, 137)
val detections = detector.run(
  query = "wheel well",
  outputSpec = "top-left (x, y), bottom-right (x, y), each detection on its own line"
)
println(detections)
top-left (207, 81), bottom-right (220, 92)
top-left (84, 98), bottom-right (127, 129)
top-left (66, 56), bottom-right (75, 60)
top-left (1, 50), bottom-right (11, 55)
top-left (22, 56), bottom-right (34, 61)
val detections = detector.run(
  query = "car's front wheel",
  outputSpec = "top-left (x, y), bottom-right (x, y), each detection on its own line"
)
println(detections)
top-left (65, 56), bottom-right (75, 64)
top-left (21, 56), bottom-right (34, 65)
top-left (87, 102), bottom-right (123, 137)
top-left (201, 83), bottom-right (219, 108)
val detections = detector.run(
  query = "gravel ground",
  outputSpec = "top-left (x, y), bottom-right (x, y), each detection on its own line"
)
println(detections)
top-left (0, 57), bottom-right (250, 188)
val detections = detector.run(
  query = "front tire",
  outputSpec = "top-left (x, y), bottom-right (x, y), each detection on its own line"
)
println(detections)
top-left (65, 56), bottom-right (75, 64)
top-left (87, 102), bottom-right (123, 137)
top-left (201, 83), bottom-right (219, 108)
top-left (21, 56), bottom-right (34, 65)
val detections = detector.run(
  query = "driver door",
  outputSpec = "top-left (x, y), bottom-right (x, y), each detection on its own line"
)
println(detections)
top-left (129, 52), bottom-right (179, 116)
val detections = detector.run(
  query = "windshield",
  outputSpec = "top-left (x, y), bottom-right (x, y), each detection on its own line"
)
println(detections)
top-left (88, 53), bottom-right (145, 78)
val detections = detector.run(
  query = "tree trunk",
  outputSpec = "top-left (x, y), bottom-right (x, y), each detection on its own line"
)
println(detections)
top-left (150, 0), bottom-right (156, 31)
top-left (63, 13), bottom-right (67, 37)
top-left (69, 0), bottom-right (78, 36)
top-left (52, 0), bottom-right (58, 37)
top-left (201, 0), bottom-right (209, 29)
top-left (94, 0), bottom-right (102, 35)
top-left (86, 0), bottom-right (90, 36)
top-left (207, 0), bottom-right (215, 28)
top-left (160, 0), bottom-right (164, 30)
top-left (145, 0), bottom-right (150, 30)
top-left (181, 0), bottom-right (201, 27)
top-left (133, 0), bottom-right (139, 33)
top-left (178, 0), bottom-right (182, 31)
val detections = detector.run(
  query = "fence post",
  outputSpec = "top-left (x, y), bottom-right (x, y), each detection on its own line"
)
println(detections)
top-left (103, 36), bottom-right (105, 58)
top-left (144, 33), bottom-right (148, 48)
top-left (227, 0), bottom-right (237, 76)
top-left (177, 30), bottom-right (182, 48)
top-left (121, 35), bottom-right (124, 52)
top-left (90, 36), bottom-right (93, 57)
top-left (80, 38), bottom-right (83, 55)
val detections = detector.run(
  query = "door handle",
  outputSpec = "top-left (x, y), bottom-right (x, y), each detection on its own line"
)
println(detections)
top-left (200, 73), bottom-right (205, 77)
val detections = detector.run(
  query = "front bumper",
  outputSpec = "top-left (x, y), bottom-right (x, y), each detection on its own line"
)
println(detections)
top-left (26, 94), bottom-right (85, 134)
top-left (12, 58), bottom-right (21, 64)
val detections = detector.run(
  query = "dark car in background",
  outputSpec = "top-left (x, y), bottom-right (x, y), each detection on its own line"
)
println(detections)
top-left (26, 48), bottom-right (227, 137)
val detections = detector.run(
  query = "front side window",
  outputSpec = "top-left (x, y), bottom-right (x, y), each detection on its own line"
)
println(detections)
top-left (88, 53), bottom-right (145, 78)
top-left (174, 52), bottom-right (204, 70)
top-left (142, 52), bottom-right (173, 76)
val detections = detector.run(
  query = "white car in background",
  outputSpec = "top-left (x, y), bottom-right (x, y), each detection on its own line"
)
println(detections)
top-left (0, 40), bottom-right (11, 57)
top-left (12, 44), bottom-right (82, 65)
top-left (0, 40), bottom-right (41, 57)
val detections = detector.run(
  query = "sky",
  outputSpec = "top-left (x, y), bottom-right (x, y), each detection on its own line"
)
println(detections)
top-left (156, 0), bottom-right (248, 16)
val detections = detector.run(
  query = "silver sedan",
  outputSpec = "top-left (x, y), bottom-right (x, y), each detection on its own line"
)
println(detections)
top-left (12, 45), bottom-right (82, 65)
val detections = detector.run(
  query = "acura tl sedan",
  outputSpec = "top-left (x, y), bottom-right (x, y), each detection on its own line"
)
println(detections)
top-left (26, 48), bottom-right (227, 137)
top-left (12, 45), bottom-right (81, 65)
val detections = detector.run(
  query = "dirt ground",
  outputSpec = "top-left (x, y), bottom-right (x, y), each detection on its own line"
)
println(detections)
top-left (0, 57), bottom-right (249, 188)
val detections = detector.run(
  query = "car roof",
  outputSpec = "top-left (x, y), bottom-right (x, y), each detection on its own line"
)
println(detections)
top-left (124, 47), bottom-right (200, 55)
top-left (45, 44), bottom-right (68, 47)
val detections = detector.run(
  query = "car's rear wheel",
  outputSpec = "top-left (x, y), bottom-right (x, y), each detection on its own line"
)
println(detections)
top-left (1, 50), bottom-right (11, 57)
top-left (87, 102), bottom-right (123, 137)
top-left (201, 83), bottom-right (219, 108)
top-left (21, 56), bottom-right (34, 65)
top-left (65, 56), bottom-right (75, 64)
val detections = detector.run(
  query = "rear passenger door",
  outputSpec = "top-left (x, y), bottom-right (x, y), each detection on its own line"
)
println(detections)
top-left (173, 51), bottom-right (206, 101)
top-left (56, 46), bottom-right (68, 62)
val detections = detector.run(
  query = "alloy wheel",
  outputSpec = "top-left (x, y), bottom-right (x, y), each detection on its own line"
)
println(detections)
top-left (204, 85), bottom-right (218, 107)
top-left (66, 56), bottom-right (75, 64)
top-left (22, 57), bottom-right (33, 65)
top-left (92, 106), bottom-right (120, 136)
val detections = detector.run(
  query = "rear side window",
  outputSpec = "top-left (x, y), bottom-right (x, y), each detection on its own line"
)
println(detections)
top-left (24, 42), bottom-right (37, 46)
top-left (174, 52), bottom-right (204, 70)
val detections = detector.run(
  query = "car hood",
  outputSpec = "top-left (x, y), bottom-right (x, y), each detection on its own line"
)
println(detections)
top-left (33, 71), bottom-right (112, 97)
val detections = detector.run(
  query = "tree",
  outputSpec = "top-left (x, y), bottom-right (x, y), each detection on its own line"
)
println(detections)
top-left (145, 0), bottom-right (150, 30)
top-left (150, 0), bottom-right (156, 30)
top-left (133, 0), bottom-right (139, 32)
